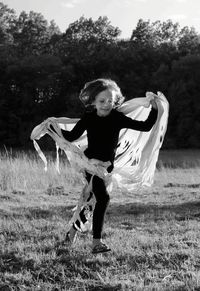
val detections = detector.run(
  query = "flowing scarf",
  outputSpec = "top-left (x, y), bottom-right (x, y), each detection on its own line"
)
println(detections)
top-left (31, 92), bottom-right (169, 232)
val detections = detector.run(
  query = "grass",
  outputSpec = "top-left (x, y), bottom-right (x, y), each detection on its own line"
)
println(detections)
top-left (0, 149), bottom-right (200, 290)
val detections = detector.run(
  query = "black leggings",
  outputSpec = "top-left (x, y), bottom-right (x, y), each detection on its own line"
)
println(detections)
top-left (74, 173), bottom-right (110, 239)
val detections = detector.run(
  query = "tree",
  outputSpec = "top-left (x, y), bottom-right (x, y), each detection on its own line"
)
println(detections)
top-left (0, 2), bottom-right (16, 44)
top-left (1, 54), bottom-right (64, 146)
top-left (64, 16), bottom-right (121, 43)
top-left (167, 55), bottom-right (200, 148)
top-left (131, 18), bottom-right (200, 55)
top-left (53, 16), bottom-right (122, 101)
top-left (178, 26), bottom-right (200, 54)
top-left (13, 11), bottom-right (61, 56)
top-left (130, 19), bottom-right (180, 48)
top-left (55, 15), bottom-right (121, 65)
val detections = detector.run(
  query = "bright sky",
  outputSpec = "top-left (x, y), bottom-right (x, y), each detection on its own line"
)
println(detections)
top-left (3, 0), bottom-right (200, 38)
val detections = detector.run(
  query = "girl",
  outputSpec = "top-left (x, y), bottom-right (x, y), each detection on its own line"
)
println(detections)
top-left (61, 78), bottom-right (158, 254)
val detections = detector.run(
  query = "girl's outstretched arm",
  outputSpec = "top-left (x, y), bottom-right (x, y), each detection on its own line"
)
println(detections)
top-left (61, 116), bottom-right (87, 142)
top-left (120, 106), bottom-right (158, 132)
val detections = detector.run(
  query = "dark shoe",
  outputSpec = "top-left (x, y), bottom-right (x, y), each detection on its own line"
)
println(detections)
top-left (92, 243), bottom-right (111, 254)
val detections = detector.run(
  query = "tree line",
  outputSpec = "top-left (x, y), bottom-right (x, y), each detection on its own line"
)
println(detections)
top-left (0, 2), bottom-right (200, 149)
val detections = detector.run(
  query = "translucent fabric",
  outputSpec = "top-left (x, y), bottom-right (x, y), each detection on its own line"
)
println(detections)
top-left (31, 91), bottom-right (169, 232)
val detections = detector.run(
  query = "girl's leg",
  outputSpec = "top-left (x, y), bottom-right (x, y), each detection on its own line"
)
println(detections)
top-left (65, 173), bottom-right (93, 243)
top-left (91, 175), bottom-right (110, 247)
top-left (65, 173), bottom-right (111, 252)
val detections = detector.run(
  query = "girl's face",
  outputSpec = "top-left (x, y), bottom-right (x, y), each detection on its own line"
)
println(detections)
top-left (93, 89), bottom-right (116, 117)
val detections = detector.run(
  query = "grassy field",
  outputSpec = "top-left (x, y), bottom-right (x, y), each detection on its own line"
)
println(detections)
top-left (0, 150), bottom-right (200, 291)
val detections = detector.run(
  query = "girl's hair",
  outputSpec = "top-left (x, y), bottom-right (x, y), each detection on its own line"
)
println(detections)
top-left (79, 78), bottom-right (125, 108)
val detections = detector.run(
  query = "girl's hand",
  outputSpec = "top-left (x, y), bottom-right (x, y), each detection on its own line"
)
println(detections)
top-left (146, 92), bottom-right (158, 110)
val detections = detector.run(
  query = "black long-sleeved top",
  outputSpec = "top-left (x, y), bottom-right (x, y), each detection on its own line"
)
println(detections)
top-left (61, 108), bottom-right (158, 172)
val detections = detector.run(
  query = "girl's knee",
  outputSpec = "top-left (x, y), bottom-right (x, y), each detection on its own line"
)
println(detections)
top-left (92, 175), bottom-right (110, 204)
top-left (94, 190), bottom-right (110, 204)
top-left (98, 193), bottom-right (110, 205)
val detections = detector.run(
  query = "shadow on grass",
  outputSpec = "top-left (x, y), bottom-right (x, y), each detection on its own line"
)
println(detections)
top-left (164, 183), bottom-right (200, 188)
top-left (0, 250), bottom-right (35, 274)
top-left (0, 205), bottom-right (75, 220)
top-left (0, 245), bottom-right (122, 290)
top-left (1, 199), bottom-right (200, 223)
top-left (107, 200), bottom-right (200, 223)
top-left (0, 241), bottom-right (196, 290)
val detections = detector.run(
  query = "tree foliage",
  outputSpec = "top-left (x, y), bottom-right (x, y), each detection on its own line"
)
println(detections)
top-left (0, 3), bottom-right (200, 149)
top-left (131, 19), bottom-right (180, 47)
top-left (0, 2), bottom-right (16, 44)
top-left (64, 16), bottom-right (121, 42)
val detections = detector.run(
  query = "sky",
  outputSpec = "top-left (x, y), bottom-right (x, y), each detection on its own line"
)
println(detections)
top-left (3, 0), bottom-right (200, 38)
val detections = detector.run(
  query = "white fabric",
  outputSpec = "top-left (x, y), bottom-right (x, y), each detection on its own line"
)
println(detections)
top-left (30, 91), bottom-right (169, 232)
top-left (31, 91), bottom-right (168, 189)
